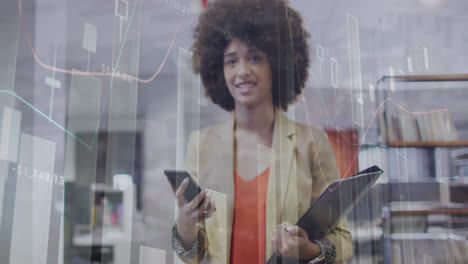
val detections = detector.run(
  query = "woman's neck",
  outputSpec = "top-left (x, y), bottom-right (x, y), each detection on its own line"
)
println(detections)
top-left (234, 103), bottom-right (275, 135)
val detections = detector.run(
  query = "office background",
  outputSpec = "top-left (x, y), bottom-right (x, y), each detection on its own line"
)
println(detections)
top-left (0, 0), bottom-right (468, 263)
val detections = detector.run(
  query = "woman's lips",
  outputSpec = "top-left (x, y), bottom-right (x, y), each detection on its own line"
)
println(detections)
top-left (236, 82), bottom-right (256, 94)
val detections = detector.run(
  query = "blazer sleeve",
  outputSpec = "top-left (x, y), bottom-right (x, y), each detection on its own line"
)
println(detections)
top-left (173, 132), bottom-right (209, 264)
top-left (309, 131), bottom-right (353, 263)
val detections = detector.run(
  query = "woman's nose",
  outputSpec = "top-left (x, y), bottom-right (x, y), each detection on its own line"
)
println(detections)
top-left (237, 60), bottom-right (252, 78)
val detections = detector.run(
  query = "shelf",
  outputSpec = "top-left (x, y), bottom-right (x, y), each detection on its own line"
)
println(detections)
top-left (380, 74), bottom-right (468, 83)
top-left (92, 183), bottom-right (122, 193)
top-left (391, 207), bottom-right (468, 216)
top-left (358, 142), bottom-right (389, 148)
top-left (386, 140), bottom-right (468, 148)
top-left (389, 202), bottom-right (468, 216)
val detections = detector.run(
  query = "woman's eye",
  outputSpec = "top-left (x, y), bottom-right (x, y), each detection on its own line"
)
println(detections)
top-left (250, 56), bottom-right (261, 62)
top-left (226, 59), bottom-right (237, 65)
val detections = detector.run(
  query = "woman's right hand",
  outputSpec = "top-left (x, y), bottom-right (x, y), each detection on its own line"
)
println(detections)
top-left (175, 178), bottom-right (216, 248)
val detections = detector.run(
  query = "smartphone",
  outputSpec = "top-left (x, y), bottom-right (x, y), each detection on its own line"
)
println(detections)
top-left (164, 169), bottom-right (210, 210)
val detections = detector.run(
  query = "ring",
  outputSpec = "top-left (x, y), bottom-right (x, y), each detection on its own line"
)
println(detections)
top-left (203, 210), bottom-right (209, 214)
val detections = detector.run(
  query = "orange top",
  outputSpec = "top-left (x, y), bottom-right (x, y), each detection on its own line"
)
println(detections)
top-left (230, 167), bottom-right (270, 264)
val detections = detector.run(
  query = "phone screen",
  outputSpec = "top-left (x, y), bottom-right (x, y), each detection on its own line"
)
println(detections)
top-left (164, 170), bottom-right (209, 210)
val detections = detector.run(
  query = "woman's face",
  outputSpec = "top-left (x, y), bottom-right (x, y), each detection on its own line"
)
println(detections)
top-left (223, 38), bottom-right (273, 110)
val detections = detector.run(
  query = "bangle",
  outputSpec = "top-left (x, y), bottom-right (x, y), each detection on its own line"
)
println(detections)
top-left (307, 239), bottom-right (336, 264)
top-left (171, 223), bottom-right (204, 258)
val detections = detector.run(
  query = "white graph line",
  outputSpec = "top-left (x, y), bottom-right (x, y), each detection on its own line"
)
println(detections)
top-left (407, 57), bottom-right (413, 73)
top-left (423, 46), bottom-right (429, 70)
top-left (389, 66), bottom-right (395, 92)
top-left (347, 13), bottom-right (364, 129)
top-left (46, 46), bottom-right (61, 122)
top-left (331, 57), bottom-right (338, 88)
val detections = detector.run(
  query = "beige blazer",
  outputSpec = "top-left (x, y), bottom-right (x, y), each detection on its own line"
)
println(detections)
top-left (178, 110), bottom-right (353, 263)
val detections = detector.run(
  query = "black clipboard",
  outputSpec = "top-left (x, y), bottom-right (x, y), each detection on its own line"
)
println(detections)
top-left (266, 165), bottom-right (383, 264)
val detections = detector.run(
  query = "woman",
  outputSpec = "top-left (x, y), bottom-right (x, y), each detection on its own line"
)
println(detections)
top-left (171, 0), bottom-right (352, 263)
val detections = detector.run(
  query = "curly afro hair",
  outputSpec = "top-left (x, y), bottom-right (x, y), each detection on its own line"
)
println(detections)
top-left (192, 0), bottom-right (310, 111)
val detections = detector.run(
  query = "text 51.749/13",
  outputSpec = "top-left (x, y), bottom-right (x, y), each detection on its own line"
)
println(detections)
top-left (16, 163), bottom-right (64, 185)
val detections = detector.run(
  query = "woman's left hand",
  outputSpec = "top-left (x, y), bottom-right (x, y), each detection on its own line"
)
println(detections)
top-left (271, 222), bottom-right (320, 260)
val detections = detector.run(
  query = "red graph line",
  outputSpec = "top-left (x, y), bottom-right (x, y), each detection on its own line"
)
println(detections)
top-left (18, 0), bottom-right (179, 83)
top-left (18, 0), bottom-right (22, 16)
top-left (302, 95), bottom-right (452, 192)
top-left (452, 118), bottom-right (468, 129)
top-left (131, 23), bottom-right (180, 84)
top-left (341, 97), bottom-right (449, 180)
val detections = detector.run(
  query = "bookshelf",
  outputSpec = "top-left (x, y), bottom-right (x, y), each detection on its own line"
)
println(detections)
top-left (377, 74), bottom-right (466, 147)
top-left (89, 183), bottom-right (134, 232)
top-left (374, 74), bottom-right (468, 264)
top-left (91, 186), bottom-right (124, 229)
top-left (72, 183), bottom-right (135, 264)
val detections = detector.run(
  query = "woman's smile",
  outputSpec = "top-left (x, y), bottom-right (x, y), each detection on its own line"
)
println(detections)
top-left (236, 80), bottom-right (257, 94)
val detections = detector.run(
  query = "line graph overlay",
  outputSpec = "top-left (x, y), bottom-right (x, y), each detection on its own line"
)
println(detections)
top-left (3, 78), bottom-right (447, 196)
top-left (1, 0), bottom-right (21, 109)
top-left (64, 71), bottom-right (101, 182)
top-left (1, 0), bottom-right (184, 154)
top-left (0, 90), bottom-right (89, 147)
top-left (282, 10), bottom-right (454, 193)
top-left (347, 13), bottom-right (364, 130)
top-left (10, 0), bottom-right (463, 198)
top-left (342, 98), bottom-right (452, 184)
top-left (101, 2), bottom-right (142, 261)
top-left (4, 0), bottom-right (146, 150)
top-left (302, 95), bottom-right (456, 193)
top-left (18, 0), bottom-right (179, 84)
top-left (104, 25), bottom-right (140, 197)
